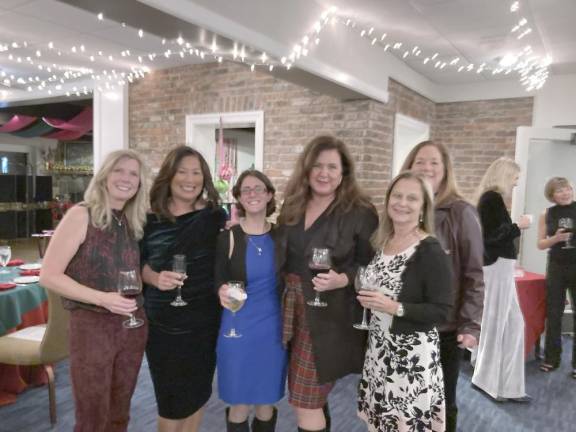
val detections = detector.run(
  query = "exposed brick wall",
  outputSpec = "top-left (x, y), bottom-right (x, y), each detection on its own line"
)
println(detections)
top-left (129, 62), bottom-right (533, 209)
top-left (432, 98), bottom-right (533, 199)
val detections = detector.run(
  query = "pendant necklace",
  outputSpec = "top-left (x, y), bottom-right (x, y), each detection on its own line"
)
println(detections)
top-left (248, 236), bottom-right (263, 256)
top-left (112, 212), bottom-right (123, 227)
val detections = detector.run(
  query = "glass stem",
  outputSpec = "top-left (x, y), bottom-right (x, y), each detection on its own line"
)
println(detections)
top-left (361, 307), bottom-right (368, 326)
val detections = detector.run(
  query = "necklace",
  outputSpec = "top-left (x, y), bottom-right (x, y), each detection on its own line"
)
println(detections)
top-left (247, 236), bottom-right (263, 256)
top-left (111, 212), bottom-right (123, 227)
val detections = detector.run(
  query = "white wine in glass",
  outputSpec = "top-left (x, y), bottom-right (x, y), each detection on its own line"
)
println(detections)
top-left (170, 254), bottom-right (188, 307)
top-left (224, 281), bottom-right (247, 338)
top-left (307, 248), bottom-right (330, 308)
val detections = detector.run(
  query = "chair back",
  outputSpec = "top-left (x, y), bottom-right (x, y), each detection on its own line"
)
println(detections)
top-left (39, 288), bottom-right (70, 364)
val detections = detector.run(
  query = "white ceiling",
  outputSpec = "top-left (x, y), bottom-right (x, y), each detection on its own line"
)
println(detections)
top-left (1, 0), bottom-right (575, 102)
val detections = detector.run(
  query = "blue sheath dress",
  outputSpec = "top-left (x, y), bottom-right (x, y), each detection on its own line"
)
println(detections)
top-left (217, 233), bottom-right (287, 404)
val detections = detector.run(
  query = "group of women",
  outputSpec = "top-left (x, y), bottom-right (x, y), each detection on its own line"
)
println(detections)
top-left (38, 133), bottom-right (575, 432)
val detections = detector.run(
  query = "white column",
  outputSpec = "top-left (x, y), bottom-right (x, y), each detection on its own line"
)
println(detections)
top-left (93, 86), bottom-right (129, 171)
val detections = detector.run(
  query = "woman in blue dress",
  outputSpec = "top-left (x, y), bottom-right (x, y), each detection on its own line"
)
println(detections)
top-left (215, 170), bottom-right (287, 432)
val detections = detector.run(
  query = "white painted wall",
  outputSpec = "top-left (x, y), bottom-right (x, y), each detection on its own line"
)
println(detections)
top-left (533, 74), bottom-right (576, 128)
top-left (392, 114), bottom-right (430, 177)
top-left (93, 87), bottom-right (129, 171)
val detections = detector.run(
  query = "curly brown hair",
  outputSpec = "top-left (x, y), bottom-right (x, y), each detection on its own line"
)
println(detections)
top-left (278, 135), bottom-right (373, 225)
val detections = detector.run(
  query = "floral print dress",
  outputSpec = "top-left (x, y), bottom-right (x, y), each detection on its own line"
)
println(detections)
top-left (358, 245), bottom-right (445, 432)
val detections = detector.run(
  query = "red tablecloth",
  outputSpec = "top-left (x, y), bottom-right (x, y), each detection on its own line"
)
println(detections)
top-left (0, 302), bottom-right (49, 406)
top-left (516, 272), bottom-right (546, 358)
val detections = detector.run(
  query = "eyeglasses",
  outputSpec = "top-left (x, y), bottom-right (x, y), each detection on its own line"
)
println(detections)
top-left (240, 185), bottom-right (267, 196)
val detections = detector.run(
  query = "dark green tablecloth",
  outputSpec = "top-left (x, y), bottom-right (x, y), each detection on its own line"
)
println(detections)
top-left (0, 267), bottom-right (47, 336)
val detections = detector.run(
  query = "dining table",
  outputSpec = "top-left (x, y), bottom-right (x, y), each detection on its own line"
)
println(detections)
top-left (0, 264), bottom-right (48, 406)
top-left (515, 271), bottom-right (547, 358)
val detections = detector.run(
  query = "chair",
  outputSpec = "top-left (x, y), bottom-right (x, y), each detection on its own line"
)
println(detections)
top-left (0, 288), bottom-right (69, 425)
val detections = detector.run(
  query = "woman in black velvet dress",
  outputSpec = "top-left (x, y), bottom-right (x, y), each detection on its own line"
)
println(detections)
top-left (141, 146), bottom-right (226, 432)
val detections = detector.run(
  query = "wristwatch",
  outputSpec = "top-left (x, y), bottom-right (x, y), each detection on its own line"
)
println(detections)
top-left (395, 303), bottom-right (405, 317)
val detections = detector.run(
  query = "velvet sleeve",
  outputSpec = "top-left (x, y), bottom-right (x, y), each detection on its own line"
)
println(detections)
top-left (478, 191), bottom-right (521, 247)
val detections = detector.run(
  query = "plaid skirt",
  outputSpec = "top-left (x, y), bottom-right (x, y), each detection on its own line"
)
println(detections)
top-left (284, 274), bottom-right (334, 409)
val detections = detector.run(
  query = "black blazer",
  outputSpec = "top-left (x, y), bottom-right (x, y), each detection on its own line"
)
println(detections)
top-left (477, 190), bottom-right (520, 265)
top-left (390, 236), bottom-right (454, 334)
top-left (214, 224), bottom-right (286, 296)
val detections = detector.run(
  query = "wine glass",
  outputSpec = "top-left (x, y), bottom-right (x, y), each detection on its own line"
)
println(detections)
top-left (0, 245), bottom-right (11, 274)
top-left (117, 270), bottom-right (144, 329)
top-left (559, 217), bottom-right (574, 249)
top-left (353, 266), bottom-right (377, 330)
top-left (224, 281), bottom-right (247, 338)
top-left (307, 248), bottom-right (331, 308)
top-left (170, 254), bottom-right (188, 307)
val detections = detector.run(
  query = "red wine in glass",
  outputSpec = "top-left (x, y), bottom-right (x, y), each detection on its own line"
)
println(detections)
top-left (117, 270), bottom-right (144, 329)
top-left (307, 248), bottom-right (330, 308)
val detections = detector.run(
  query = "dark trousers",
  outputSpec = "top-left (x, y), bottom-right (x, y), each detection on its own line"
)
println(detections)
top-left (544, 260), bottom-right (576, 368)
top-left (440, 331), bottom-right (462, 432)
top-left (69, 308), bottom-right (148, 432)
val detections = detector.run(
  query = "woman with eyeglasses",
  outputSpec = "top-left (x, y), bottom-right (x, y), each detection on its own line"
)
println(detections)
top-left (215, 170), bottom-right (287, 432)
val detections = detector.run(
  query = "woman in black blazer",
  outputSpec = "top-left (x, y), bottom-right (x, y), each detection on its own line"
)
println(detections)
top-left (357, 171), bottom-right (453, 432)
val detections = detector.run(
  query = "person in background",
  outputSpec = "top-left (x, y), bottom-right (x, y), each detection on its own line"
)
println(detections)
top-left (536, 177), bottom-right (576, 378)
top-left (401, 141), bottom-right (484, 432)
top-left (216, 170), bottom-right (287, 432)
top-left (141, 146), bottom-right (226, 432)
top-left (40, 149), bottom-right (149, 431)
top-left (278, 135), bottom-right (379, 432)
top-left (357, 171), bottom-right (453, 432)
top-left (471, 157), bottom-right (532, 402)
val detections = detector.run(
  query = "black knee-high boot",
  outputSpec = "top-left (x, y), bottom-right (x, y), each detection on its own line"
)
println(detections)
top-left (252, 407), bottom-right (277, 432)
top-left (226, 408), bottom-right (250, 432)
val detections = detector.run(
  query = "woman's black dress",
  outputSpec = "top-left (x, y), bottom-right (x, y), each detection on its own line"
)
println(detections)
top-left (141, 207), bottom-right (226, 419)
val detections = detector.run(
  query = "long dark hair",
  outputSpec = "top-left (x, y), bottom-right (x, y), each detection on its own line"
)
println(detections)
top-left (232, 170), bottom-right (276, 217)
top-left (278, 135), bottom-right (373, 225)
top-left (150, 146), bottom-right (220, 220)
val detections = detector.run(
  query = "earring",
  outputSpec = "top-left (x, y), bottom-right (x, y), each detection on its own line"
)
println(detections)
top-left (419, 214), bottom-right (423, 224)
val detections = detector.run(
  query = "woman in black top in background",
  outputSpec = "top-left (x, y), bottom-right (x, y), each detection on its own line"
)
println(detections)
top-left (537, 177), bottom-right (576, 377)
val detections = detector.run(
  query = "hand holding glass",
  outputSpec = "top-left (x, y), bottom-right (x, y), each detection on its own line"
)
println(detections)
top-left (170, 254), bottom-right (188, 307)
top-left (117, 270), bottom-right (144, 329)
top-left (0, 245), bottom-right (11, 274)
top-left (307, 248), bottom-right (331, 308)
top-left (559, 217), bottom-right (574, 249)
top-left (224, 281), bottom-right (247, 338)
top-left (354, 266), bottom-right (377, 330)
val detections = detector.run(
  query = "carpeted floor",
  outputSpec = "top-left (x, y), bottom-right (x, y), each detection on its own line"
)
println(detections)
top-left (0, 336), bottom-right (575, 431)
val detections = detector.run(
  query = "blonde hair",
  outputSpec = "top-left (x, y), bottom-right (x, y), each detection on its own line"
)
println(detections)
top-left (278, 135), bottom-right (373, 225)
top-left (83, 149), bottom-right (149, 239)
top-left (401, 140), bottom-right (463, 206)
top-left (372, 171), bottom-right (435, 250)
top-left (475, 157), bottom-right (520, 203)
top-left (544, 177), bottom-right (574, 203)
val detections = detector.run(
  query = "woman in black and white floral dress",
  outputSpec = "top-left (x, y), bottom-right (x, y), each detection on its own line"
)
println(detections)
top-left (357, 171), bottom-right (453, 432)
